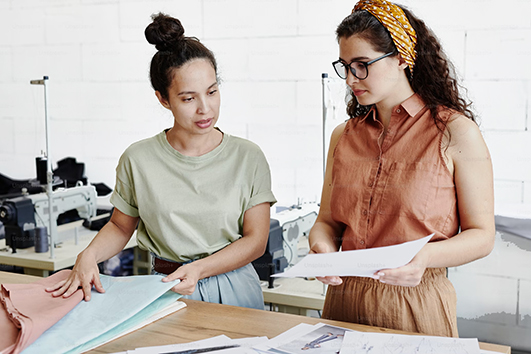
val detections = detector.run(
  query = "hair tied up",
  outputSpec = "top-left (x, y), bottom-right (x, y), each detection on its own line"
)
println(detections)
top-left (145, 12), bottom-right (217, 99)
top-left (145, 12), bottom-right (185, 52)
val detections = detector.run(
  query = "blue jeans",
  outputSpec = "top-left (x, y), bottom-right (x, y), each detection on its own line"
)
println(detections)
top-left (151, 254), bottom-right (264, 310)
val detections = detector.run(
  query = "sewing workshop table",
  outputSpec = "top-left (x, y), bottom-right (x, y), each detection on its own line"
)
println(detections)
top-left (261, 277), bottom-right (326, 316)
top-left (0, 220), bottom-right (138, 276)
top-left (0, 272), bottom-right (512, 354)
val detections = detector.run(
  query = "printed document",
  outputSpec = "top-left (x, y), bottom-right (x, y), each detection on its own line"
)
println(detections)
top-left (273, 234), bottom-right (434, 278)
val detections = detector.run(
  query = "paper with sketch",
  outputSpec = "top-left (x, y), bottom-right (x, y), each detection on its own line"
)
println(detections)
top-left (339, 330), bottom-right (480, 354)
top-left (254, 323), bottom-right (353, 354)
top-left (253, 323), bottom-right (313, 353)
top-left (273, 234), bottom-right (434, 278)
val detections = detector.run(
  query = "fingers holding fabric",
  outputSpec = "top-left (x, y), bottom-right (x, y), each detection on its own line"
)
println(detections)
top-left (162, 264), bottom-right (198, 296)
top-left (45, 251), bottom-right (104, 301)
top-left (46, 271), bottom-right (104, 301)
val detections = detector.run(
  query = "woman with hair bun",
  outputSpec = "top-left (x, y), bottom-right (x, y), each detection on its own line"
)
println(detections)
top-left (308, 0), bottom-right (494, 336)
top-left (47, 13), bottom-right (276, 310)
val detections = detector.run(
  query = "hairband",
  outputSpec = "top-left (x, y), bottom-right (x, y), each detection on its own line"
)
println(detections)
top-left (353, 0), bottom-right (417, 71)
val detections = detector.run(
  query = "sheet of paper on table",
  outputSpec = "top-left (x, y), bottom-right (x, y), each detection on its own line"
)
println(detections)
top-left (109, 335), bottom-right (231, 354)
top-left (273, 234), bottom-right (434, 278)
top-left (114, 321), bottom-right (488, 354)
top-left (339, 330), bottom-right (480, 354)
top-left (112, 335), bottom-right (268, 354)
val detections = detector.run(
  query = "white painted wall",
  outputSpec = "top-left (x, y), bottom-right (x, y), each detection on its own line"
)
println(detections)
top-left (1, 0), bottom-right (529, 208)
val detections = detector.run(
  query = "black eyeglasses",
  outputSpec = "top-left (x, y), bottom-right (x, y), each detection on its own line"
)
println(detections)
top-left (332, 52), bottom-right (395, 80)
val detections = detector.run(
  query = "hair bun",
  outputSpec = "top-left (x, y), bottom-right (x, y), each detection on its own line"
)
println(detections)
top-left (145, 13), bottom-right (185, 51)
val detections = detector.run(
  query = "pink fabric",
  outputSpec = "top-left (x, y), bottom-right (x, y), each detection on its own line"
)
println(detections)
top-left (0, 270), bottom-right (83, 354)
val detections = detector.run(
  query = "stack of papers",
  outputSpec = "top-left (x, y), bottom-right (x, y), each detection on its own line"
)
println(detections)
top-left (254, 323), bottom-right (482, 354)
top-left (255, 323), bottom-right (481, 354)
top-left (115, 322), bottom-right (495, 354)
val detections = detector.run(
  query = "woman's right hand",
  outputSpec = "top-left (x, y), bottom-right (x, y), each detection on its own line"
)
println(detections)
top-left (309, 241), bottom-right (342, 286)
top-left (45, 250), bottom-right (105, 301)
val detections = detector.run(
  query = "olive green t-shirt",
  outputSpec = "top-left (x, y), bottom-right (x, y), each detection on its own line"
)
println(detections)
top-left (110, 129), bottom-right (277, 262)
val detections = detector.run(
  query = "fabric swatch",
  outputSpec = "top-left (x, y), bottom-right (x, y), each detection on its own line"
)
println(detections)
top-left (23, 273), bottom-right (181, 354)
top-left (0, 270), bottom-right (83, 354)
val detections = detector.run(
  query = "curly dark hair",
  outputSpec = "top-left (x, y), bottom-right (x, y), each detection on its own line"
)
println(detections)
top-left (336, 6), bottom-right (476, 129)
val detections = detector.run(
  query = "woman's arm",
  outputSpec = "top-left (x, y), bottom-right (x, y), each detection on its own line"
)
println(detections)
top-left (162, 202), bottom-right (271, 295)
top-left (46, 208), bottom-right (138, 300)
top-left (378, 115), bottom-right (495, 286)
top-left (308, 122), bottom-right (347, 285)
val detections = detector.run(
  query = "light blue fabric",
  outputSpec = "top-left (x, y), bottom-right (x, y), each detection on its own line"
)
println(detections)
top-left (153, 262), bottom-right (264, 310)
top-left (23, 274), bottom-right (181, 354)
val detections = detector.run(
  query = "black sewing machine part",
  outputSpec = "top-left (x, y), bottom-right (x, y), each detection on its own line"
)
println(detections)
top-left (0, 197), bottom-right (36, 251)
top-left (251, 218), bottom-right (288, 288)
top-left (35, 156), bottom-right (48, 185)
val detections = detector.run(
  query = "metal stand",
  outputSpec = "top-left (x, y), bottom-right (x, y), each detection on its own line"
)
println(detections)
top-left (30, 76), bottom-right (55, 259)
top-left (321, 73), bottom-right (329, 179)
top-left (321, 73), bottom-right (329, 298)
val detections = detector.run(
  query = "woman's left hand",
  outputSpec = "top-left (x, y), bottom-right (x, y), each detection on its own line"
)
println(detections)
top-left (373, 246), bottom-right (431, 287)
top-left (162, 263), bottom-right (201, 295)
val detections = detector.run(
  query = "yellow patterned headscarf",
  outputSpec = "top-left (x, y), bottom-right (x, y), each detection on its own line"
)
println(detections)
top-left (353, 0), bottom-right (417, 71)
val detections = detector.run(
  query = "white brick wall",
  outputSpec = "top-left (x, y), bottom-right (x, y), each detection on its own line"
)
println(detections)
top-left (0, 0), bottom-right (528, 203)
top-left (203, 0), bottom-right (298, 38)
top-left (45, 4), bottom-right (120, 45)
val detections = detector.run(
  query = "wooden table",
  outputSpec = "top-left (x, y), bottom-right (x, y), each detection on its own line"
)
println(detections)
top-left (0, 272), bottom-right (511, 354)
top-left (0, 220), bottom-right (138, 276)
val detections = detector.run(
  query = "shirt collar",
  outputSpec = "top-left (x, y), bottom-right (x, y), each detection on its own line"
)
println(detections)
top-left (358, 93), bottom-right (426, 122)
top-left (400, 93), bottom-right (425, 118)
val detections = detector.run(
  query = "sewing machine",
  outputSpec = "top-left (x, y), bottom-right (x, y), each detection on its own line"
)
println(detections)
top-left (0, 185), bottom-right (97, 252)
top-left (252, 203), bottom-right (319, 287)
top-left (273, 203), bottom-right (319, 267)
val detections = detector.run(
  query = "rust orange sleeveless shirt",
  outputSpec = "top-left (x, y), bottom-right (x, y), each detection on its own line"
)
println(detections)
top-left (331, 94), bottom-right (459, 250)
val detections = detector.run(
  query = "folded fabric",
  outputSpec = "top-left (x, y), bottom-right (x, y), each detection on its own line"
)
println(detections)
top-left (0, 270), bottom-right (83, 354)
top-left (73, 291), bottom-right (185, 354)
top-left (23, 273), bottom-right (181, 354)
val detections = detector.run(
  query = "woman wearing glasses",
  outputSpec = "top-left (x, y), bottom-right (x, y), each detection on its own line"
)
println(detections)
top-left (47, 13), bottom-right (276, 309)
top-left (308, 0), bottom-right (494, 337)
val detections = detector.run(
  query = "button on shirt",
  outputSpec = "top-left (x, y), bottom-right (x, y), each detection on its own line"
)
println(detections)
top-left (330, 94), bottom-right (459, 250)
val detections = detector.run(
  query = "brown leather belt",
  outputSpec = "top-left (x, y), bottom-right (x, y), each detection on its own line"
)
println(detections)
top-left (153, 257), bottom-right (183, 275)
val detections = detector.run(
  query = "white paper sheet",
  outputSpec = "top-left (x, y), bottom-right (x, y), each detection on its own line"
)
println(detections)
top-left (253, 323), bottom-right (314, 353)
top-left (273, 234), bottom-right (433, 278)
top-left (125, 335), bottom-right (268, 354)
top-left (126, 335), bottom-right (232, 353)
top-left (339, 330), bottom-right (481, 354)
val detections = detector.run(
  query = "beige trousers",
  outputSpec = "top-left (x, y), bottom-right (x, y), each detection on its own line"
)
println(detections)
top-left (322, 267), bottom-right (459, 337)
